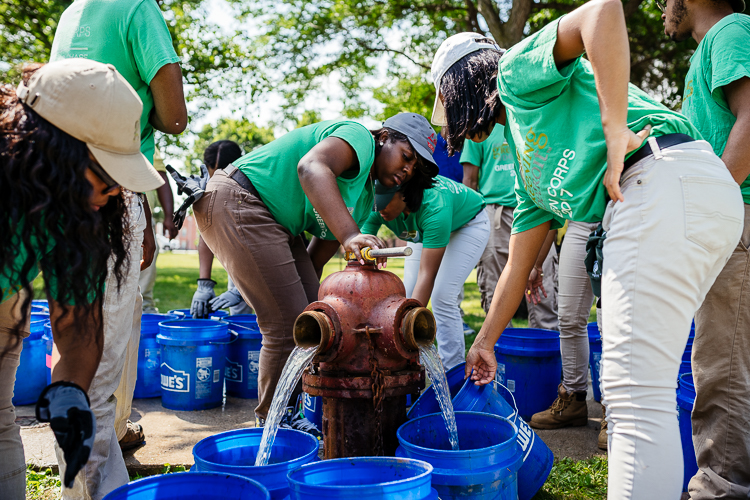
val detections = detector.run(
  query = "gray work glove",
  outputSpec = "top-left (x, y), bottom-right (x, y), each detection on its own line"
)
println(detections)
top-left (167, 164), bottom-right (209, 230)
top-left (209, 287), bottom-right (244, 311)
top-left (191, 279), bottom-right (216, 319)
top-left (36, 382), bottom-right (96, 488)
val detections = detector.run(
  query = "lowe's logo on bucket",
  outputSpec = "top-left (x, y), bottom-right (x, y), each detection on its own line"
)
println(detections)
top-left (161, 363), bottom-right (190, 393)
top-left (225, 359), bottom-right (242, 382)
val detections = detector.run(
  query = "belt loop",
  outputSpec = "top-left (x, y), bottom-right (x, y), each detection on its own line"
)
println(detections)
top-left (647, 136), bottom-right (663, 160)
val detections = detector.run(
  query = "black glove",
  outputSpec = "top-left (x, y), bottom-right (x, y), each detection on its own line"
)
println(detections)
top-left (167, 164), bottom-right (210, 230)
top-left (36, 382), bottom-right (96, 488)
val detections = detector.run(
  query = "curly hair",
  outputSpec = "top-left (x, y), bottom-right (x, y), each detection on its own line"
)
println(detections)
top-left (441, 47), bottom-right (504, 155)
top-left (0, 64), bottom-right (130, 339)
top-left (371, 128), bottom-right (435, 211)
top-left (204, 140), bottom-right (243, 172)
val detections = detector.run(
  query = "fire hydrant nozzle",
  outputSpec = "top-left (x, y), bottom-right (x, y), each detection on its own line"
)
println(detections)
top-left (294, 310), bottom-right (334, 351)
top-left (344, 246), bottom-right (413, 262)
top-left (401, 307), bottom-right (437, 350)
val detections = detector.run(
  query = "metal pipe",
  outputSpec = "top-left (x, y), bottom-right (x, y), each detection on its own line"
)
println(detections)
top-left (345, 247), bottom-right (413, 262)
top-left (400, 307), bottom-right (437, 351)
top-left (294, 311), bottom-right (334, 352)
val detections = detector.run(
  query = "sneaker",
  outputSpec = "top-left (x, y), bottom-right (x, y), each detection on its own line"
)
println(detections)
top-left (462, 322), bottom-right (475, 336)
top-left (118, 420), bottom-right (145, 451)
top-left (598, 404), bottom-right (608, 451)
top-left (282, 406), bottom-right (323, 442)
top-left (529, 384), bottom-right (588, 430)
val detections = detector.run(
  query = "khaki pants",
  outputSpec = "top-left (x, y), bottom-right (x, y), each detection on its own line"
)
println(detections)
top-left (600, 141), bottom-right (742, 499)
top-left (0, 291), bottom-right (30, 500)
top-left (193, 170), bottom-right (318, 419)
top-left (689, 203), bottom-right (750, 499)
top-left (57, 195), bottom-right (145, 500)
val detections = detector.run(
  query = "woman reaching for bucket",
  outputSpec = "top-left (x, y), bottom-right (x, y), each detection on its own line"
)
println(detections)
top-left (361, 176), bottom-right (489, 371)
top-left (433, 0), bottom-right (743, 497)
top-left (188, 112), bottom-right (438, 436)
top-left (0, 60), bottom-right (165, 498)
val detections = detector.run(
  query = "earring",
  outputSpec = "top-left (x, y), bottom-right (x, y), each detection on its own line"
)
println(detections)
top-left (379, 142), bottom-right (384, 146)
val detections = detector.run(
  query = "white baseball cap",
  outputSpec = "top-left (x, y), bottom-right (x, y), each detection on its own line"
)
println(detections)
top-left (16, 59), bottom-right (164, 193)
top-left (430, 33), bottom-right (504, 126)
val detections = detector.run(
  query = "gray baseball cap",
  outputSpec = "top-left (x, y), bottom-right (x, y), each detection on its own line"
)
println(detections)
top-left (383, 113), bottom-right (439, 177)
top-left (373, 180), bottom-right (400, 211)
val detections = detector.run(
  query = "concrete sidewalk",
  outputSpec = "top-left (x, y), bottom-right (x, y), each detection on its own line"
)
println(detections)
top-left (19, 396), bottom-right (605, 476)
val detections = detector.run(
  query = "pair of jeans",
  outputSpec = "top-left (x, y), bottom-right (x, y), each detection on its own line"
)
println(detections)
top-left (403, 210), bottom-right (490, 370)
top-left (193, 169), bottom-right (318, 419)
top-left (600, 140), bottom-right (743, 499)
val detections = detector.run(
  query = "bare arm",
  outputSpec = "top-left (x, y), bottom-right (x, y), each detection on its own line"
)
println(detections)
top-left (526, 229), bottom-right (557, 305)
top-left (554, 0), bottom-right (650, 203)
top-left (149, 63), bottom-right (187, 135)
top-left (298, 137), bottom-right (384, 262)
top-left (198, 236), bottom-right (214, 280)
top-left (48, 301), bottom-right (103, 392)
top-left (462, 163), bottom-right (480, 191)
top-left (141, 197), bottom-right (156, 270)
top-left (156, 171), bottom-right (178, 239)
top-left (722, 76), bottom-right (750, 185)
top-left (466, 221), bottom-right (550, 383)
top-left (308, 237), bottom-right (343, 279)
top-left (411, 246), bottom-right (447, 306)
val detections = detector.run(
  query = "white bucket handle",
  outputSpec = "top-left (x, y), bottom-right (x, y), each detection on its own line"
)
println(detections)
top-left (493, 380), bottom-right (520, 426)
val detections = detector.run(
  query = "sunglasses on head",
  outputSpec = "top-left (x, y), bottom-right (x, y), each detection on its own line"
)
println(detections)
top-left (89, 160), bottom-right (120, 194)
top-left (656, 0), bottom-right (666, 12)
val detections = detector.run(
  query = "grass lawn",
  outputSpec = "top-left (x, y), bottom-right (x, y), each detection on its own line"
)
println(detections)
top-left (27, 251), bottom-right (605, 500)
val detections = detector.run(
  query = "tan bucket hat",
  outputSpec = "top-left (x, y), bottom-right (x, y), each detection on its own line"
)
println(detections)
top-left (16, 59), bottom-right (164, 193)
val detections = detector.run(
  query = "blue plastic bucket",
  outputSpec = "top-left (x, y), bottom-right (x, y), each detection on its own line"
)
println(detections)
top-left (43, 322), bottom-right (53, 385)
top-left (452, 378), bottom-right (554, 500)
top-left (169, 308), bottom-right (228, 320)
top-left (223, 316), bottom-right (262, 399)
top-left (680, 340), bottom-right (693, 376)
top-left (396, 412), bottom-right (522, 500)
top-left (587, 322), bottom-right (602, 402)
top-left (134, 313), bottom-right (180, 398)
top-left (156, 320), bottom-right (230, 411)
top-left (286, 457), bottom-right (438, 500)
top-left (12, 314), bottom-right (50, 405)
top-left (494, 328), bottom-right (562, 420)
top-left (677, 373), bottom-right (698, 492)
top-left (302, 393), bottom-right (322, 429)
top-left (32, 299), bottom-right (48, 313)
top-left (102, 471), bottom-right (270, 500)
top-left (193, 428), bottom-right (319, 500)
top-left (407, 362), bottom-right (467, 420)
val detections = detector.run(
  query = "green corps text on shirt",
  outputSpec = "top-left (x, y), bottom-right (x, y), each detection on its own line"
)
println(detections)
top-left (459, 124), bottom-right (517, 207)
top-left (361, 176), bottom-right (486, 248)
top-left (235, 120), bottom-right (376, 240)
top-left (50, 0), bottom-right (180, 163)
top-left (681, 13), bottom-right (750, 204)
top-left (498, 16), bottom-right (702, 234)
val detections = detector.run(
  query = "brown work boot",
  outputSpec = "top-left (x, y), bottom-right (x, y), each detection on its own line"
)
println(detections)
top-left (118, 420), bottom-right (145, 451)
top-left (598, 404), bottom-right (608, 451)
top-left (529, 384), bottom-right (588, 429)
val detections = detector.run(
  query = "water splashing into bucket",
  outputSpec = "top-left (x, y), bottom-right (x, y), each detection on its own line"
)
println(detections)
top-left (418, 344), bottom-right (459, 451)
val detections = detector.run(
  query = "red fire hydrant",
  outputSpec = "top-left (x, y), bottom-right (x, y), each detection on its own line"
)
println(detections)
top-left (293, 248), bottom-right (436, 458)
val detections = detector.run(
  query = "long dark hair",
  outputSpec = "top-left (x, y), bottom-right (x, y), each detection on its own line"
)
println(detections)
top-left (0, 64), bottom-right (130, 339)
top-left (441, 47), bottom-right (504, 155)
top-left (371, 127), bottom-right (435, 211)
top-left (204, 140), bottom-right (242, 171)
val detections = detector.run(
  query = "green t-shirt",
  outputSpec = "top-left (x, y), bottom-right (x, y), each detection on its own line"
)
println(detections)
top-left (50, 0), bottom-right (180, 163)
top-left (459, 125), bottom-right (517, 207)
top-left (235, 120), bottom-right (376, 239)
top-left (499, 17), bottom-right (702, 234)
top-left (682, 13), bottom-right (750, 203)
top-left (361, 176), bottom-right (486, 248)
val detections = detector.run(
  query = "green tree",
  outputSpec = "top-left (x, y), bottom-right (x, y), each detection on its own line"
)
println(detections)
top-left (185, 117), bottom-right (275, 172)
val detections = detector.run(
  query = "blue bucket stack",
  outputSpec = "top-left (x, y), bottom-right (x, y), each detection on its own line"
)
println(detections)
top-left (397, 412), bottom-right (522, 499)
top-left (134, 313), bottom-right (180, 398)
top-left (286, 457), bottom-right (438, 500)
top-left (587, 322), bottom-right (602, 402)
top-left (677, 373), bottom-right (698, 492)
top-left (103, 471), bottom-right (270, 500)
top-left (222, 315), bottom-right (262, 399)
top-left (12, 313), bottom-right (49, 405)
top-left (43, 322), bottom-right (53, 385)
top-left (157, 320), bottom-right (230, 411)
top-left (493, 328), bottom-right (562, 420)
top-left (192, 428), bottom-right (319, 499)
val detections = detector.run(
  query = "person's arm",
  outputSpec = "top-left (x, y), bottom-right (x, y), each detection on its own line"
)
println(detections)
top-left (298, 137), bottom-right (384, 263)
top-left (198, 236), bottom-right (214, 279)
top-left (141, 197), bottom-right (156, 270)
top-left (48, 301), bottom-right (103, 391)
top-left (410, 246), bottom-right (447, 306)
top-left (554, 0), bottom-right (650, 203)
top-left (308, 237), bottom-right (343, 279)
top-left (462, 163), bottom-right (480, 191)
top-left (466, 221), bottom-right (551, 384)
top-left (149, 63), bottom-right (187, 135)
top-left (722, 76), bottom-right (750, 185)
top-left (525, 229), bottom-right (557, 305)
top-left (156, 170), bottom-right (178, 239)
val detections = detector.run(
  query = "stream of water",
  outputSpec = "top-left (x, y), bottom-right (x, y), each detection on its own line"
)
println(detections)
top-left (419, 344), bottom-right (460, 451)
top-left (254, 345), bottom-right (319, 466)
